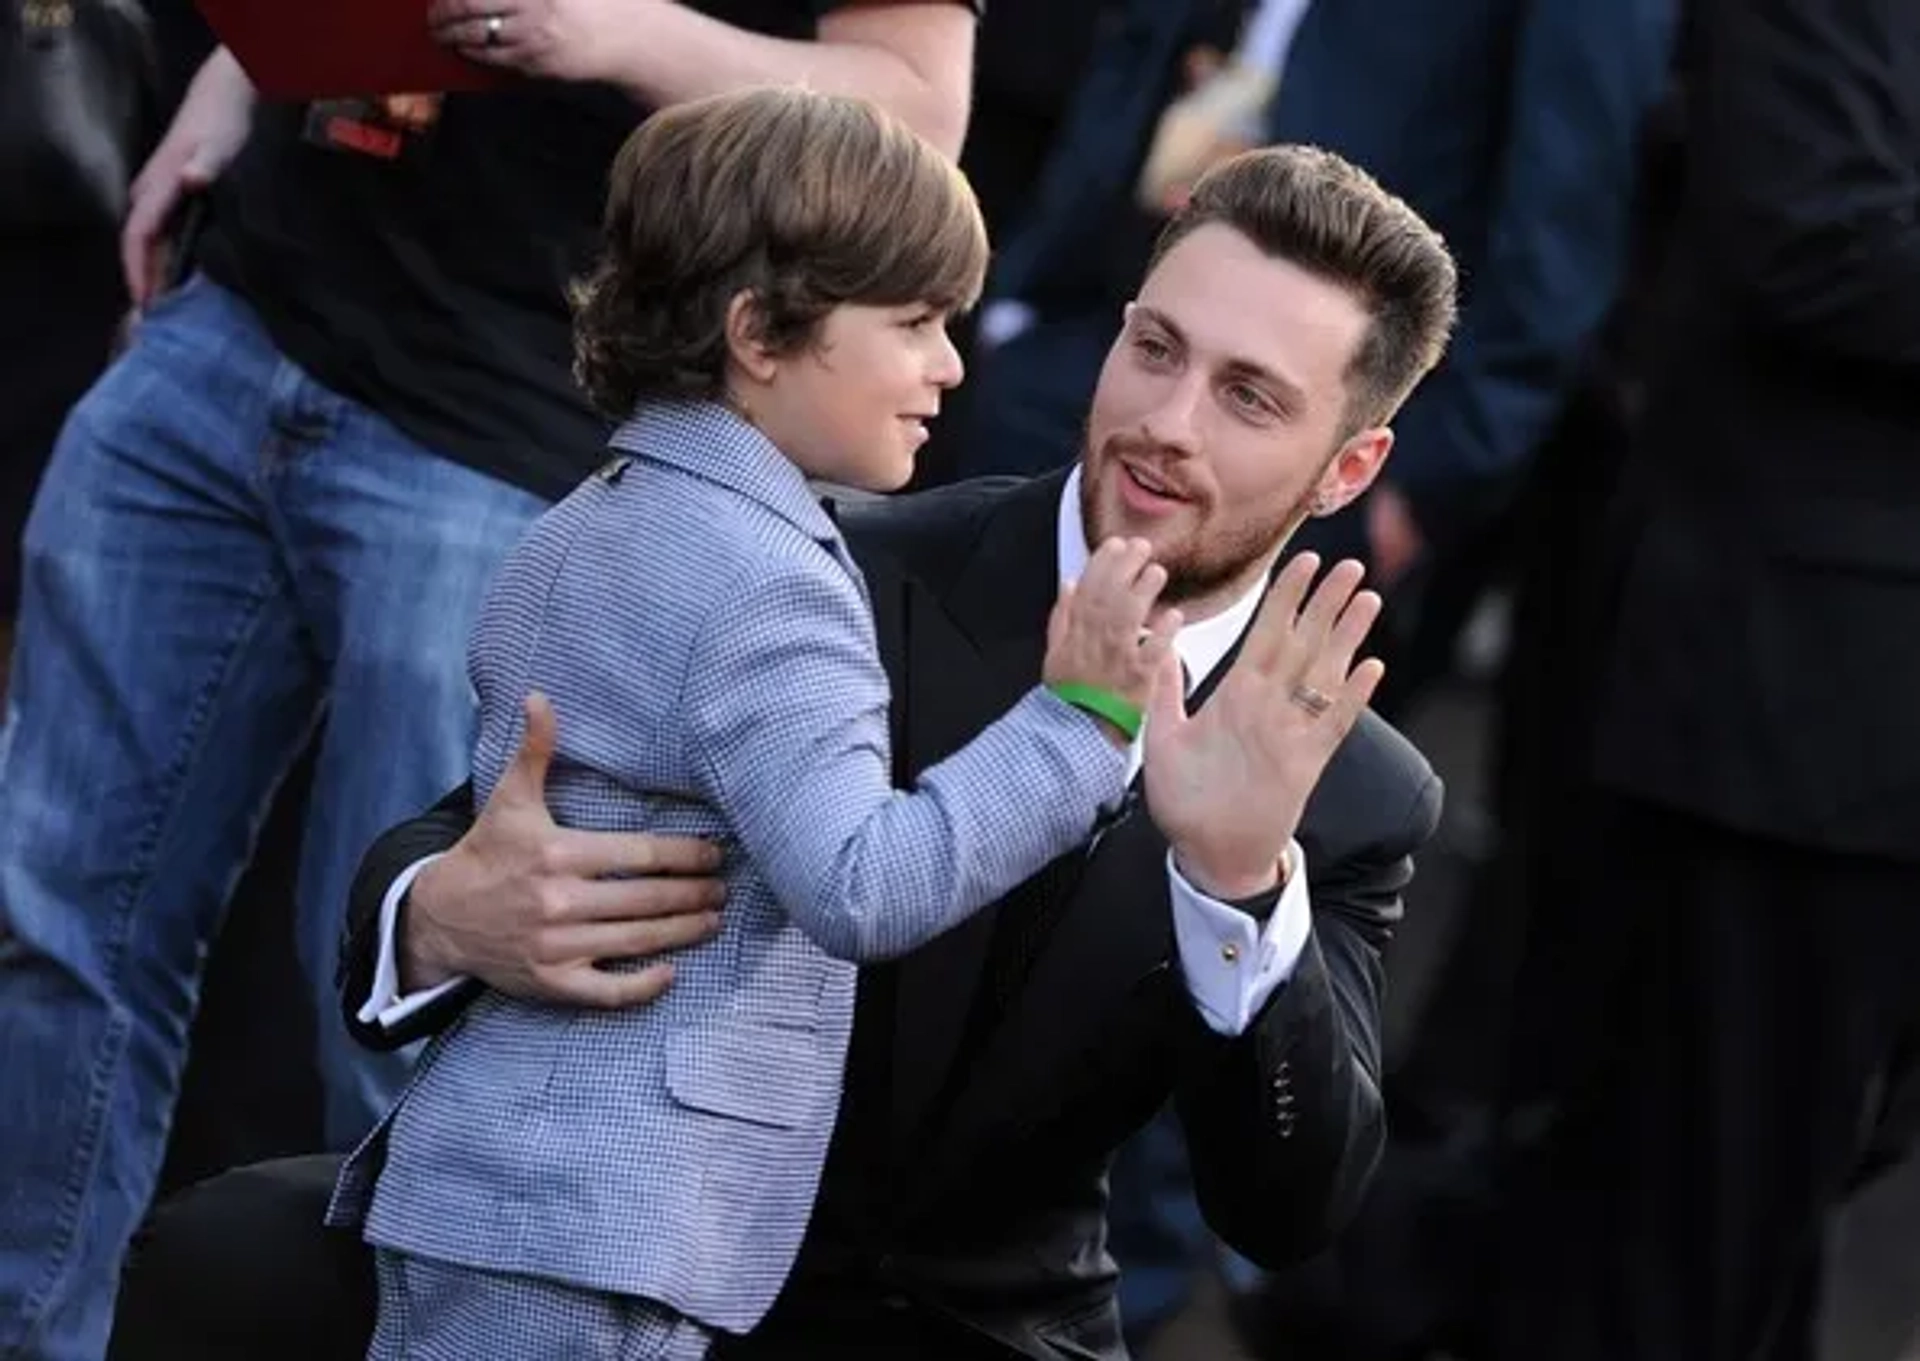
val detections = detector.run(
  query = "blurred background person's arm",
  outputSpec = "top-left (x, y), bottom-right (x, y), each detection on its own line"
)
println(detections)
top-left (1135, 0), bottom-right (1309, 213)
top-left (1332, 0), bottom-right (1680, 581)
top-left (431, 0), bottom-right (978, 157)
top-left (119, 46), bottom-right (250, 306)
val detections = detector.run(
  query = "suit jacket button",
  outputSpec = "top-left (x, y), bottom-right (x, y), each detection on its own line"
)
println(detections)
top-left (883, 1293), bottom-right (913, 1312)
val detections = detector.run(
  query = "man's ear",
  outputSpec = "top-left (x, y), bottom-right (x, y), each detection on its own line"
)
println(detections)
top-left (724, 290), bottom-right (780, 385)
top-left (1308, 426), bottom-right (1395, 517)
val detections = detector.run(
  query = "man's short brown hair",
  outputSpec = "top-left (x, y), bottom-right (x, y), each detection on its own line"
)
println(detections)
top-left (1150, 145), bottom-right (1458, 432)
top-left (572, 86), bottom-right (988, 419)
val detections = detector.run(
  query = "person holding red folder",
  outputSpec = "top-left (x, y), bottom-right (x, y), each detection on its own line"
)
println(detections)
top-left (0, 6), bottom-right (978, 1360)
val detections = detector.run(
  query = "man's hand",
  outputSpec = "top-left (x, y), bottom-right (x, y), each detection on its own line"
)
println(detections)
top-left (403, 692), bottom-right (727, 1007)
top-left (121, 49), bottom-right (255, 308)
top-left (1144, 554), bottom-right (1384, 899)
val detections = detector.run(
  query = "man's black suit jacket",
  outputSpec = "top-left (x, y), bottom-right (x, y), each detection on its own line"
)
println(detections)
top-left (337, 469), bottom-right (1443, 1359)
top-left (1592, 0), bottom-right (1920, 861)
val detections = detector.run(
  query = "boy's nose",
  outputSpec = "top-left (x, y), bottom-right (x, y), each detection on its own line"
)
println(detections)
top-left (930, 328), bottom-right (965, 388)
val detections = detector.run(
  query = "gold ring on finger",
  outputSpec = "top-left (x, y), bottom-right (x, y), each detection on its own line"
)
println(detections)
top-left (1289, 683), bottom-right (1334, 718)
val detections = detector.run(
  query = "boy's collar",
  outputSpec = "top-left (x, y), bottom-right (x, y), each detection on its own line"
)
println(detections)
top-left (609, 399), bottom-right (840, 546)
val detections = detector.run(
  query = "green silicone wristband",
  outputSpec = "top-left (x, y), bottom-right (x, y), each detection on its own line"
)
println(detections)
top-left (1047, 682), bottom-right (1144, 742)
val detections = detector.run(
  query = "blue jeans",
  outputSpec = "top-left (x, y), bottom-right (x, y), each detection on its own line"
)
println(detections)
top-left (1109, 1106), bottom-right (1268, 1349)
top-left (0, 275), bottom-right (547, 1360)
top-left (1109, 1107), bottom-right (1212, 1347)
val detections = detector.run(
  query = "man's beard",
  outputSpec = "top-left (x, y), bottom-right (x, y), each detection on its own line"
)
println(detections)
top-left (1079, 432), bottom-right (1318, 606)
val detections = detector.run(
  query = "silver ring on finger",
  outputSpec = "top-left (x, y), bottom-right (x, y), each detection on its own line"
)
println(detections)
top-left (484, 12), bottom-right (505, 45)
top-left (1288, 683), bottom-right (1334, 718)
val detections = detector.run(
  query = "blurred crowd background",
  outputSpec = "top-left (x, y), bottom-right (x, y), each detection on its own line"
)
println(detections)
top-left (4, 0), bottom-right (1918, 1357)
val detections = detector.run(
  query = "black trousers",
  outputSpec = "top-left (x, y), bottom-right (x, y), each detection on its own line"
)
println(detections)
top-left (1491, 795), bottom-right (1920, 1361)
top-left (109, 1156), bottom-right (1020, 1361)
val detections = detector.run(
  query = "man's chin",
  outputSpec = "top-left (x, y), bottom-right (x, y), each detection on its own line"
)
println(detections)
top-left (1088, 510), bottom-right (1243, 607)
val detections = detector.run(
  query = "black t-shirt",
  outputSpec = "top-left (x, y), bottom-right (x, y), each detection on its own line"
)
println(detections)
top-left (197, 1), bottom-right (975, 500)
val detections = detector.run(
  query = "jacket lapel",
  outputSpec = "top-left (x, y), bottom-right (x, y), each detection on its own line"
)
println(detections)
top-left (884, 473), bottom-right (1066, 1145)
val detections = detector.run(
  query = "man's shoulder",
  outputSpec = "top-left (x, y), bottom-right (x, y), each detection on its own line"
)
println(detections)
top-left (1303, 707), bottom-right (1443, 868)
top-left (834, 474), bottom-right (1032, 586)
top-left (1345, 707), bottom-right (1434, 788)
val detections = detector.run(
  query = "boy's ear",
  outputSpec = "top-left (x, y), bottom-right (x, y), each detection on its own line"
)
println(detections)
top-left (724, 290), bottom-right (780, 384)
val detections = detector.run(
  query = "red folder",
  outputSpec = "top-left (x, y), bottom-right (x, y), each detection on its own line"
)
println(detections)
top-left (194, 0), bottom-right (510, 99)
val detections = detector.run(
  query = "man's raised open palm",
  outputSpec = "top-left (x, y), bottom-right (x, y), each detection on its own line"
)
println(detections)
top-left (1144, 554), bottom-right (1385, 899)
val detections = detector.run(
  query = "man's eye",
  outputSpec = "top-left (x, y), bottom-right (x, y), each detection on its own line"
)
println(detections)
top-left (1225, 382), bottom-right (1277, 417)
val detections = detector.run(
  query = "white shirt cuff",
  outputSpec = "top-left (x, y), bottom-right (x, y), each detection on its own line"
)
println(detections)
top-left (357, 853), bottom-right (467, 1031)
top-left (1168, 841), bottom-right (1312, 1036)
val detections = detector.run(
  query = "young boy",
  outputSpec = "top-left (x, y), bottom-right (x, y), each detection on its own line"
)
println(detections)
top-left (330, 87), bottom-right (1180, 1359)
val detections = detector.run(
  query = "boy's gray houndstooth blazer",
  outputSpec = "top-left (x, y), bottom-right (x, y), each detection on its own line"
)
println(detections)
top-left (329, 400), bottom-right (1127, 1335)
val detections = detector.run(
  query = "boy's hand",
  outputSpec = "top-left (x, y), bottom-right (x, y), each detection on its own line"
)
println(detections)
top-left (1043, 537), bottom-right (1182, 743)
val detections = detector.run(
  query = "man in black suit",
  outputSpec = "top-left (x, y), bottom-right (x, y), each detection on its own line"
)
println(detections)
top-left (108, 145), bottom-right (1459, 1361)
top-left (1492, 1), bottom-right (1920, 1357)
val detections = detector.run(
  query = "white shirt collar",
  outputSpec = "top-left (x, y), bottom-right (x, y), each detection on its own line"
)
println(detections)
top-left (1056, 466), bottom-right (1268, 697)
